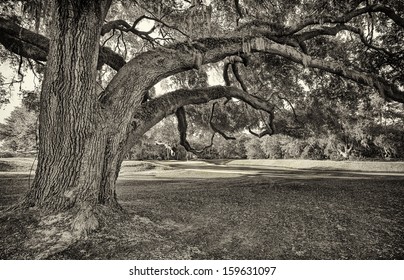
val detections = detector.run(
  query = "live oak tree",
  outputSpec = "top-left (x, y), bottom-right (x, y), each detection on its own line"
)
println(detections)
top-left (0, 0), bottom-right (403, 235)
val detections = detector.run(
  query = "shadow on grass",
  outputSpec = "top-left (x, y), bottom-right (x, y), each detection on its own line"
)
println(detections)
top-left (134, 162), bottom-right (404, 181)
top-left (1, 163), bottom-right (404, 259)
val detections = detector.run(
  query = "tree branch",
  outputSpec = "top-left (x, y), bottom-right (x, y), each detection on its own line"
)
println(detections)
top-left (223, 62), bottom-right (231, 86)
top-left (209, 102), bottom-right (236, 140)
top-left (231, 62), bottom-right (248, 92)
top-left (222, 55), bottom-right (248, 91)
top-left (285, 4), bottom-right (404, 35)
top-left (277, 94), bottom-right (301, 123)
top-left (102, 33), bottom-right (404, 133)
top-left (295, 24), bottom-right (349, 42)
top-left (102, 15), bottom-right (189, 40)
top-left (101, 18), bottom-right (158, 46)
top-left (101, 19), bottom-right (132, 35)
top-left (248, 127), bottom-right (272, 138)
top-left (295, 24), bottom-right (397, 57)
top-left (234, 0), bottom-right (244, 26)
top-left (248, 37), bottom-right (404, 103)
top-left (124, 85), bottom-right (274, 152)
top-left (175, 107), bottom-right (196, 153)
top-left (0, 17), bottom-right (126, 71)
top-left (248, 108), bottom-right (275, 138)
top-left (175, 106), bottom-right (217, 154)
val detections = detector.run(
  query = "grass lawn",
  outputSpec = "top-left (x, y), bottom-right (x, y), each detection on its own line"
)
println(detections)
top-left (0, 158), bottom-right (403, 259)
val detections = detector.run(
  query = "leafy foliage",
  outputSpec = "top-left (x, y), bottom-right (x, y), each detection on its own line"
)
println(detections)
top-left (0, 105), bottom-right (37, 152)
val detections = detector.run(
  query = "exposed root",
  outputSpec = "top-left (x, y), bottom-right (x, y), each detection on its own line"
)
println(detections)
top-left (30, 212), bottom-right (76, 259)
top-left (71, 203), bottom-right (99, 237)
top-left (0, 209), bottom-right (75, 259)
top-left (71, 202), bottom-right (127, 237)
top-left (0, 202), bottom-right (127, 259)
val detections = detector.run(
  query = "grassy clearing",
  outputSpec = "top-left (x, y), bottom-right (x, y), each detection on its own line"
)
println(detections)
top-left (117, 177), bottom-right (404, 259)
top-left (0, 158), bottom-right (37, 173)
top-left (228, 159), bottom-right (404, 173)
top-left (0, 159), bottom-right (403, 259)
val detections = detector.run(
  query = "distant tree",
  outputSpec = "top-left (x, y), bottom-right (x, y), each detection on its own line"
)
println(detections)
top-left (0, 106), bottom-right (37, 152)
top-left (245, 138), bottom-right (266, 159)
top-left (373, 130), bottom-right (404, 159)
top-left (213, 135), bottom-right (247, 159)
top-left (0, 73), bottom-right (8, 106)
top-left (300, 137), bottom-right (326, 160)
top-left (21, 90), bottom-right (40, 113)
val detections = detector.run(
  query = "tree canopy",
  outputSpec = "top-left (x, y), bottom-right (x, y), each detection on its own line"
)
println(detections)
top-left (1, 0), bottom-right (403, 159)
top-left (1, 0), bottom-right (403, 137)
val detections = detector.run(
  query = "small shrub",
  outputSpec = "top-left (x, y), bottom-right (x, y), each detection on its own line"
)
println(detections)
top-left (301, 138), bottom-right (325, 160)
top-left (245, 138), bottom-right (266, 159)
top-left (0, 151), bottom-right (16, 158)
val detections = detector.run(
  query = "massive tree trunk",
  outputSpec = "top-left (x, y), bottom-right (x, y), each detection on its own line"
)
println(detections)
top-left (24, 0), bottom-right (114, 233)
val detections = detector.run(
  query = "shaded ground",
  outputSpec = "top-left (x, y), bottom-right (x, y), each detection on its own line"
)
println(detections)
top-left (1, 159), bottom-right (403, 259)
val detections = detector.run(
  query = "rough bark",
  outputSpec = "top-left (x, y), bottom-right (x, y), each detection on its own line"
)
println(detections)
top-left (23, 0), bottom-right (113, 234)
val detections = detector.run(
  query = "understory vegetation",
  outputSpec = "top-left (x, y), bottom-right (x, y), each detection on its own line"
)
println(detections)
top-left (129, 126), bottom-right (404, 161)
top-left (2, 110), bottom-right (404, 161)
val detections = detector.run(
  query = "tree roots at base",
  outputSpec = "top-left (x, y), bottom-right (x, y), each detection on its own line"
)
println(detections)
top-left (0, 202), bottom-right (128, 259)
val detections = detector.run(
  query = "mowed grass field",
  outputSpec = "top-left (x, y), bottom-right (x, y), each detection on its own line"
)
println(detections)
top-left (1, 158), bottom-right (404, 259)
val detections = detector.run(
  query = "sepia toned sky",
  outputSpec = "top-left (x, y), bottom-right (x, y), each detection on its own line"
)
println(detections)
top-left (0, 62), bottom-right (38, 123)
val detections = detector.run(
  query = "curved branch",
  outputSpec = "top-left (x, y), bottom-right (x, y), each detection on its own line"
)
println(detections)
top-left (295, 24), bottom-right (349, 42)
top-left (238, 3), bottom-right (403, 39)
top-left (248, 127), bottom-right (272, 138)
top-left (223, 62), bottom-right (231, 86)
top-left (370, 4), bottom-right (404, 29)
top-left (104, 31), bottom-right (404, 121)
top-left (285, 4), bottom-right (404, 35)
top-left (101, 19), bottom-right (131, 35)
top-left (124, 85), bottom-right (274, 151)
top-left (104, 15), bottom-right (188, 39)
top-left (175, 106), bottom-right (217, 154)
top-left (277, 95), bottom-right (301, 123)
top-left (231, 62), bottom-right (248, 92)
top-left (341, 25), bottom-right (395, 56)
top-left (101, 18), bottom-right (158, 46)
top-left (248, 109), bottom-right (275, 138)
top-left (249, 37), bottom-right (404, 103)
top-left (296, 24), bottom-right (397, 57)
top-left (141, 15), bottom-right (189, 38)
top-left (223, 55), bottom-right (248, 91)
top-left (0, 17), bottom-right (126, 71)
top-left (209, 102), bottom-right (236, 140)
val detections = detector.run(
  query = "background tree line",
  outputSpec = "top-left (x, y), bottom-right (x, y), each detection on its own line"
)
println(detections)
top-left (2, 82), bottom-right (403, 161)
